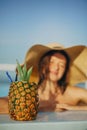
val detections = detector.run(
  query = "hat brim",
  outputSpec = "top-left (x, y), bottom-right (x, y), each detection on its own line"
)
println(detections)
top-left (23, 43), bottom-right (87, 85)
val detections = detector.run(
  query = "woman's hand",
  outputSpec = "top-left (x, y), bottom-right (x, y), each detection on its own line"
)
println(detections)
top-left (56, 104), bottom-right (73, 111)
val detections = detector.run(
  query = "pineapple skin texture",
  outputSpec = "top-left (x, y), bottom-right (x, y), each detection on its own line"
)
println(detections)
top-left (8, 81), bottom-right (39, 121)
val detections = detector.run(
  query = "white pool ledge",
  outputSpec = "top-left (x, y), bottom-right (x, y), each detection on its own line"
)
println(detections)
top-left (0, 111), bottom-right (87, 130)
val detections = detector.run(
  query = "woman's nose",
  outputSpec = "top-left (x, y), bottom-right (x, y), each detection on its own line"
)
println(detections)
top-left (54, 63), bottom-right (59, 70)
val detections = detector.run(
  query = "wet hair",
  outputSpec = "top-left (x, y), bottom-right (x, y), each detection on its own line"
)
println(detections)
top-left (38, 50), bottom-right (70, 93)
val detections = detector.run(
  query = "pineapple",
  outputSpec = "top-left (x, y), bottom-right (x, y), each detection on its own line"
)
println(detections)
top-left (8, 60), bottom-right (39, 121)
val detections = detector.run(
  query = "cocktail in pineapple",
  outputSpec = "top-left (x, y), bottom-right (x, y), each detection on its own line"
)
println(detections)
top-left (8, 60), bottom-right (39, 121)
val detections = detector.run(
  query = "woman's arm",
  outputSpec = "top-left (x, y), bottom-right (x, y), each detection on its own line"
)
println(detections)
top-left (0, 97), bottom-right (9, 114)
top-left (56, 103), bottom-right (87, 111)
top-left (56, 87), bottom-right (87, 111)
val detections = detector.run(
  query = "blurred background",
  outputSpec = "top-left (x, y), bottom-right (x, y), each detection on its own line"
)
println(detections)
top-left (0, 0), bottom-right (87, 96)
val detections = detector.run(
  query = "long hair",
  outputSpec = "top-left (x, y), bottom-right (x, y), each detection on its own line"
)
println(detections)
top-left (38, 50), bottom-right (70, 93)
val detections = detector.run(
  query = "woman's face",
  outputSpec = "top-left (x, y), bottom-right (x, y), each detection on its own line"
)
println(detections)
top-left (49, 53), bottom-right (67, 82)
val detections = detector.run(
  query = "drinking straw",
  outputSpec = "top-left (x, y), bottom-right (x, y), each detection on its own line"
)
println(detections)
top-left (15, 74), bottom-right (18, 81)
top-left (6, 71), bottom-right (13, 82)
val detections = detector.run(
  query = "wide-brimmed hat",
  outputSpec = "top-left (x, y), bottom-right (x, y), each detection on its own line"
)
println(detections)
top-left (23, 43), bottom-right (87, 85)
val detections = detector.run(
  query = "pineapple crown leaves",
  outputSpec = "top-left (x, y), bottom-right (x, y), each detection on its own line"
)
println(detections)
top-left (16, 59), bottom-right (33, 82)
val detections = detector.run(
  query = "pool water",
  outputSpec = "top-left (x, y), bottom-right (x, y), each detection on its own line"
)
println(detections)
top-left (0, 80), bottom-right (86, 97)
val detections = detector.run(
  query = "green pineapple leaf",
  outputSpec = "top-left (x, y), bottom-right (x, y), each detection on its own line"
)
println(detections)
top-left (22, 63), bottom-right (27, 80)
top-left (26, 66), bottom-right (33, 82)
top-left (16, 59), bottom-right (33, 82)
top-left (16, 59), bottom-right (24, 80)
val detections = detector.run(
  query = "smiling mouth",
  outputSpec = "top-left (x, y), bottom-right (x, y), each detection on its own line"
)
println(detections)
top-left (50, 71), bottom-right (58, 75)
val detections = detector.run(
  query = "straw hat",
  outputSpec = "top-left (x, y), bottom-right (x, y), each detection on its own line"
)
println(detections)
top-left (23, 43), bottom-right (87, 85)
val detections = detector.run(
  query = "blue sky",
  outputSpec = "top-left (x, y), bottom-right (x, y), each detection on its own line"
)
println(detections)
top-left (0, 0), bottom-right (87, 63)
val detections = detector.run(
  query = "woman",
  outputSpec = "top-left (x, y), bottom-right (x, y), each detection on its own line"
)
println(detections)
top-left (25, 43), bottom-right (87, 111)
top-left (0, 43), bottom-right (87, 113)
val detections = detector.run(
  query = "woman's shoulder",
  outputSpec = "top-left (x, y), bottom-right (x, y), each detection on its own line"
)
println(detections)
top-left (66, 84), bottom-right (87, 96)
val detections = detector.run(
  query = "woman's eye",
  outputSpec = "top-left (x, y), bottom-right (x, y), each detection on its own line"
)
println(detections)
top-left (60, 64), bottom-right (65, 68)
top-left (50, 60), bottom-right (54, 64)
